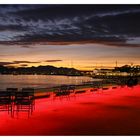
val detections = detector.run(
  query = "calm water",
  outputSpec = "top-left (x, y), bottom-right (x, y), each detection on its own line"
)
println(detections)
top-left (0, 75), bottom-right (98, 90)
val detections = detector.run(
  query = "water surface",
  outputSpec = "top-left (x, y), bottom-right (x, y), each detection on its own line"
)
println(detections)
top-left (0, 75), bottom-right (98, 90)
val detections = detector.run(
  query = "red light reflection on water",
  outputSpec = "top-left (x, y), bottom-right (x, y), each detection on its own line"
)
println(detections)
top-left (0, 85), bottom-right (140, 135)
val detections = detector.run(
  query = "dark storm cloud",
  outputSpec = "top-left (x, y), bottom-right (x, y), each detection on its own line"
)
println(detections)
top-left (0, 5), bottom-right (140, 47)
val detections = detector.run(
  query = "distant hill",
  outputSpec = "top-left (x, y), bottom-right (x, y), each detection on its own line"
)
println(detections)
top-left (0, 65), bottom-right (83, 76)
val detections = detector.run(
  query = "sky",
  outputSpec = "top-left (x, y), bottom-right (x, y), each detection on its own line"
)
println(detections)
top-left (0, 5), bottom-right (140, 70)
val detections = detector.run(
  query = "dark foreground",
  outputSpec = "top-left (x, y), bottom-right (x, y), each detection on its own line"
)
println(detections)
top-left (0, 85), bottom-right (140, 135)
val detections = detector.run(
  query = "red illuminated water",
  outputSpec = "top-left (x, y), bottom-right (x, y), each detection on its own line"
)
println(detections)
top-left (0, 85), bottom-right (140, 135)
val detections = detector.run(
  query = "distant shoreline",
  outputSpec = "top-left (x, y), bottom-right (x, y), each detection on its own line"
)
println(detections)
top-left (0, 74), bottom-right (83, 76)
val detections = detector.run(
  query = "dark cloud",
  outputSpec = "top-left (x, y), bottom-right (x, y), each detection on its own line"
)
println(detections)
top-left (20, 45), bottom-right (33, 48)
top-left (0, 62), bottom-right (13, 66)
top-left (0, 60), bottom-right (62, 67)
top-left (0, 25), bottom-right (28, 32)
top-left (0, 61), bottom-right (40, 66)
top-left (45, 60), bottom-right (62, 62)
top-left (20, 64), bottom-right (28, 67)
top-left (0, 5), bottom-right (140, 47)
top-left (13, 61), bottom-right (40, 64)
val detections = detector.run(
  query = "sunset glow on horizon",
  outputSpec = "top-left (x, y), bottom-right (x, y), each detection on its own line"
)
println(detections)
top-left (1, 43), bottom-right (140, 70)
